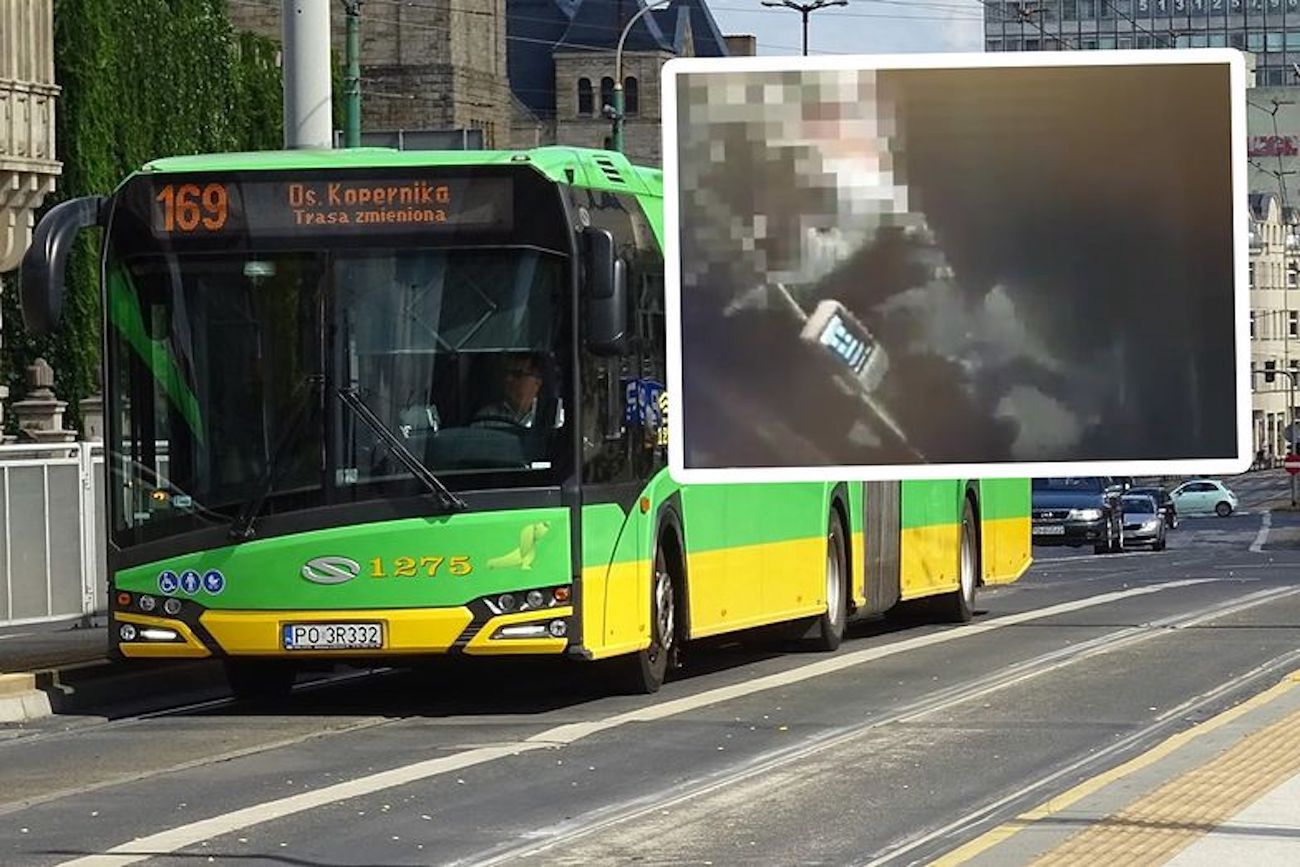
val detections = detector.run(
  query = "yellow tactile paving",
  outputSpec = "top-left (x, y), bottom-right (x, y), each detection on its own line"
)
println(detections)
top-left (933, 669), bottom-right (1300, 867)
top-left (1032, 704), bottom-right (1300, 866)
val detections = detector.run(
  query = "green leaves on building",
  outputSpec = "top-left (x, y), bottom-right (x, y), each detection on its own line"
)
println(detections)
top-left (2, 0), bottom-right (297, 433)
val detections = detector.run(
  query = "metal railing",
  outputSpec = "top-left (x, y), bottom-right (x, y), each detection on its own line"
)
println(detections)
top-left (0, 442), bottom-right (106, 628)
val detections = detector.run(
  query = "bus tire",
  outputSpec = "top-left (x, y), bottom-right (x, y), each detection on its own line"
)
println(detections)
top-left (805, 509), bottom-right (849, 651)
top-left (224, 659), bottom-right (295, 704)
top-left (934, 497), bottom-right (978, 623)
top-left (613, 537), bottom-right (681, 695)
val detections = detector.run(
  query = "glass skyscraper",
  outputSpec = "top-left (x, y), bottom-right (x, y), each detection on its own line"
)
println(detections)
top-left (984, 1), bottom-right (1293, 84)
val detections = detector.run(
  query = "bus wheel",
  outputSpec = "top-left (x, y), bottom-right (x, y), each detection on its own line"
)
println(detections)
top-left (224, 659), bottom-right (295, 704)
top-left (934, 498), bottom-right (978, 624)
top-left (806, 510), bottom-right (848, 652)
top-left (614, 541), bottom-right (680, 695)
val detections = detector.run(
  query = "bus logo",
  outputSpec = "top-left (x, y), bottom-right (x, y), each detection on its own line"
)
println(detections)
top-left (301, 556), bottom-right (361, 585)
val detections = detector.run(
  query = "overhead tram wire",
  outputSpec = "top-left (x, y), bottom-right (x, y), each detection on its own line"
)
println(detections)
top-left (1100, 0), bottom-right (1175, 48)
top-left (973, 1), bottom-right (1080, 51)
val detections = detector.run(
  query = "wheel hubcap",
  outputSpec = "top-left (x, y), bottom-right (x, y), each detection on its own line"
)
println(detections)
top-left (960, 522), bottom-right (976, 603)
top-left (652, 563), bottom-right (674, 658)
top-left (825, 533), bottom-right (842, 625)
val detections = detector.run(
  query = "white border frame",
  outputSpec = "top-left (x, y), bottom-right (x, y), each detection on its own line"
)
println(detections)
top-left (661, 48), bottom-right (1250, 484)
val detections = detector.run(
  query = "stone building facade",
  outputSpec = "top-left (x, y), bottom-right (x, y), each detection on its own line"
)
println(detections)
top-left (1248, 192), bottom-right (1300, 464)
top-left (1, 0), bottom-right (62, 438)
top-left (227, 0), bottom-right (513, 148)
top-left (228, 0), bottom-right (745, 167)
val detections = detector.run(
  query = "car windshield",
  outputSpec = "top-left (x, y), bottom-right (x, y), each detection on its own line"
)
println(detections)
top-left (1122, 495), bottom-right (1157, 514)
top-left (1032, 477), bottom-right (1105, 492)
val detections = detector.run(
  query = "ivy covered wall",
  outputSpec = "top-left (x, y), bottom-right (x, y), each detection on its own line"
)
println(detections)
top-left (1, 0), bottom-right (340, 434)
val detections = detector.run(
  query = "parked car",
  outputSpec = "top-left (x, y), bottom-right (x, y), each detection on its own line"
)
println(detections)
top-left (1169, 479), bottom-right (1239, 517)
top-left (1128, 486), bottom-right (1178, 529)
top-left (1031, 477), bottom-right (1127, 554)
top-left (1121, 492), bottom-right (1167, 550)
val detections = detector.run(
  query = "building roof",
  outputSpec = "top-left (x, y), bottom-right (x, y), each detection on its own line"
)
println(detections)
top-left (1250, 191), bottom-right (1281, 221)
top-left (508, 0), bottom-right (730, 115)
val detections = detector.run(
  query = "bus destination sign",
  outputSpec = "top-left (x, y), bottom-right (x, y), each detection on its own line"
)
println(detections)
top-left (147, 174), bottom-right (514, 240)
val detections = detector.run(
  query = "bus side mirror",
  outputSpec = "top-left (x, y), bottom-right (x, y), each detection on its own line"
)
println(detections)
top-left (582, 226), bottom-right (628, 356)
top-left (20, 195), bottom-right (106, 336)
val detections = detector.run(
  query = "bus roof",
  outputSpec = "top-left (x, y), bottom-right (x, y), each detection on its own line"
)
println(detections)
top-left (134, 145), bottom-right (664, 199)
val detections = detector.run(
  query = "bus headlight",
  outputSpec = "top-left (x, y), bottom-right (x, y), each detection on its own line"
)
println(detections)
top-left (525, 590), bottom-right (545, 609)
top-left (163, 598), bottom-right (183, 616)
top-left (138, 595), bottom-right (157, 612)
top-left (548, 619), bottom-right (567, 638)
top-left (119, 624), bottom-right (137, 641)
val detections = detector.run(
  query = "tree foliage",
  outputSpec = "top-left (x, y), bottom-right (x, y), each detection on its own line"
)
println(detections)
top-left (1, 0), bottom-right (297, 433)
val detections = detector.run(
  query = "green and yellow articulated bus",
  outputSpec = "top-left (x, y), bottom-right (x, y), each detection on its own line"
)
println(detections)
top-left (21, 146), bottom-right (1031, 698)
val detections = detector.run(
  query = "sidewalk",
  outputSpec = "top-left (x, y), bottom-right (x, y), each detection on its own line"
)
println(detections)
top-left (0, 619), bottom-right (223, 724)
top-left (936, 668), bottom-right (1300, 866)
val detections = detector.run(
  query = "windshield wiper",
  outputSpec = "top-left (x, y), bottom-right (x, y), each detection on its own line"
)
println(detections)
top-left (229, 374), bottom-right (324, 541)
top-left (336, 386), bottom-right (469, 513)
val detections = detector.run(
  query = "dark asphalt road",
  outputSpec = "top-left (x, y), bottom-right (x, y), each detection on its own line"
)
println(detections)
top-left (4, 474), bottom-right (1300, 866)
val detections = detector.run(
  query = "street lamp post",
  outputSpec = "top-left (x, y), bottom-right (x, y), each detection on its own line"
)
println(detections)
top-left (761, 0), bottom-right (848, 57)
top-left (609, 0), bottom-right (673, 154)
top-left (342, 0), bottom-right (363, 148)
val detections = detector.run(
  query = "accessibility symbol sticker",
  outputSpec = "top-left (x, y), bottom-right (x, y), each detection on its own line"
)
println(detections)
top-left (179, 570), bottom-right (202, 595)
top-left (158, 570), bottom-right (180, 594)
top-left (202, 570), bottom-right (225, 595)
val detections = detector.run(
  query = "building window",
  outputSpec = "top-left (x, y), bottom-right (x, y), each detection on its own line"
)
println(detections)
top-left (1252, 310), bottom-right (1257, 339)
top-left (1290, 310), bottom-right (1298, 338)
top-left (577, 78), bottom-right (593, 116)
top-left (600, 76), bottom-right (615, 114)
top-left (1249, 33), bottom-right (1265, 52)
top-left (1251, 261), bottom-right (1257, 288)
top-left (1209, 33), bottom-right (1227, 48)
top-left (987, 39), bottom-right (1003, 51)
top-left (624, 77), bottom-right (639, 115)
top-left (1062, 0), bottom-right (1078, 16)
top-left (1290, 266), bottom-right (1298, 289)
top-left (1230, 31), bottom-right (1247, 50)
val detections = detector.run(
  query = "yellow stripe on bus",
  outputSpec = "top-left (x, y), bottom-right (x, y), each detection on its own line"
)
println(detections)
top-left (581, 516), bottom-right (1029, 659)
top-left (981, 515), bottom-right (1033, 585)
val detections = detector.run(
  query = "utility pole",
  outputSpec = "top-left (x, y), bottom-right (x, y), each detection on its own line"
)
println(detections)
top-left (609, 0), bottom-right (672, 154)
top-left (760, 0), bottom-right (847, 57)
top-left (281, 0), bottom-right (334, 149)
top-left (342, 1), bottom-right (363, 148)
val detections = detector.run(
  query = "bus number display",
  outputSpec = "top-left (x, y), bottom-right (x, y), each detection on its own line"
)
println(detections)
top-left (144, 174), bottom-right (513, 240)
top-left (155, 183), bottom-right (229, 233)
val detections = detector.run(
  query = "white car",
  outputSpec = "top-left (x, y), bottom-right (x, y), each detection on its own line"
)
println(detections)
top-left (1169, 479), bottom-right (1239, 517)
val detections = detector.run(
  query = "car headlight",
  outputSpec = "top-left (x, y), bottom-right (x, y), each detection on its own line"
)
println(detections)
top-left (1141, 519), bottom-right (1160, 530)
top-left (1068, 508), bottom-right (1103, 521)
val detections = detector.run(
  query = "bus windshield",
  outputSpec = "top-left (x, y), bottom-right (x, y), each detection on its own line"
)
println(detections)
top-left (105, 243), bottom-right (571, 547)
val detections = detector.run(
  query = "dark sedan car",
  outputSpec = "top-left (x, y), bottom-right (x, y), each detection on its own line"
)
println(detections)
top-left (1031, 477), bottom-right (1126, 554)
top-left (1128, 486), bottom-right (1178, 529)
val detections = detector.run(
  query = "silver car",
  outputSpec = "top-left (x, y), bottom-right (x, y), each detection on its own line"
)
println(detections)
top-left (1121, 493), bottom-right (1167, 551)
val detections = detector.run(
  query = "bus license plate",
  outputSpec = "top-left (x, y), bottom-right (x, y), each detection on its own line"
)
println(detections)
top-left (282, 622), bottom-right (384, 650)
top-left (1032, 525), bottom-right (1066, 536)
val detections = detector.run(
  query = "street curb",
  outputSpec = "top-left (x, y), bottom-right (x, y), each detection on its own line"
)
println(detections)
top-left (0, 658), bottom-right (228, 725)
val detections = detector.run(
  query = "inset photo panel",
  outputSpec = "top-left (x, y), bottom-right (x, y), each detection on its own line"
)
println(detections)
top-left (662, 49), bottom-right (1249, 484)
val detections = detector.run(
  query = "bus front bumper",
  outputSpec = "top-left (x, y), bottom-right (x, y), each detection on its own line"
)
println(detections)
top-left (111, 602), bottom-right (574, 660)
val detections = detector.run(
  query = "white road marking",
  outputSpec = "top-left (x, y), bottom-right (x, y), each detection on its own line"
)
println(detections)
top-left (55, 577), bottom-right (1218, 867)
top-left (459, 586), bottom-right (1300, 867)
top-left (1251, 510), bottom-right (1273, 553)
